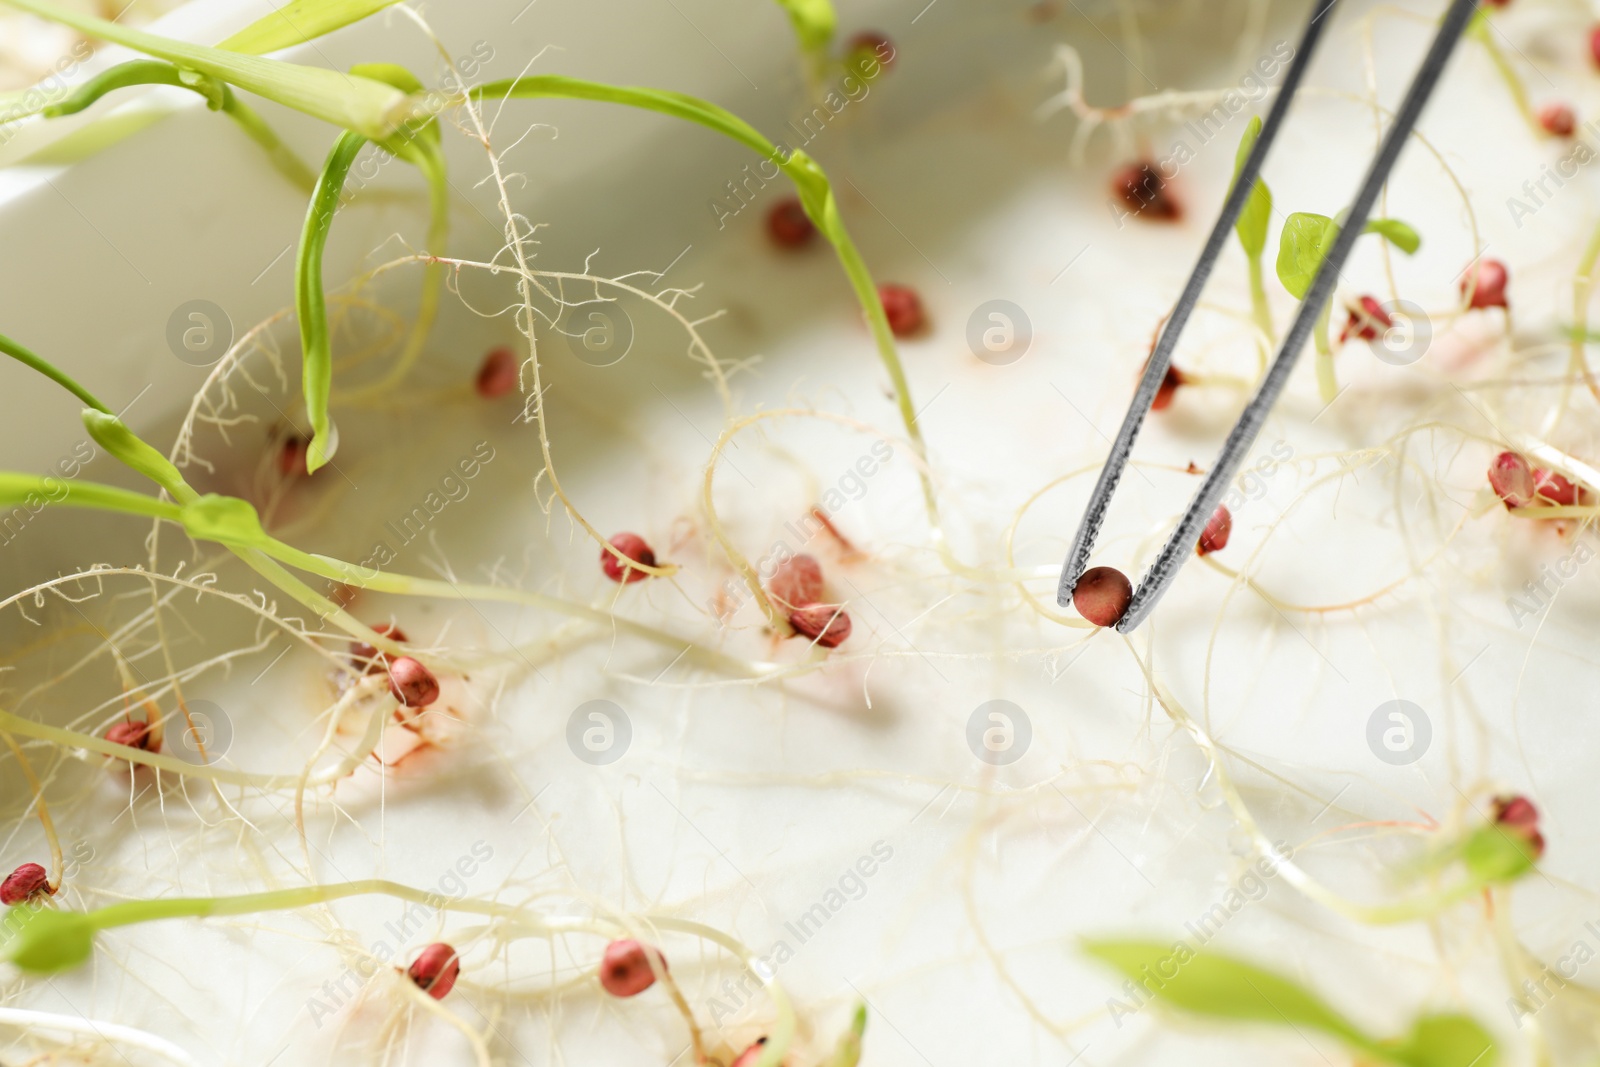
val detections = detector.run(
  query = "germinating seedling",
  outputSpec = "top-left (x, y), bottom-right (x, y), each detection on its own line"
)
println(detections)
top-left (0, 1), bottom-right (1594, 1064)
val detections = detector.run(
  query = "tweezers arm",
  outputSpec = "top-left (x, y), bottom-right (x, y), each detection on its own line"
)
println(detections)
top-left (1057, 0), bottom-right (1342, 609)
top-left (1114, 0), bottom-right (1482, 632)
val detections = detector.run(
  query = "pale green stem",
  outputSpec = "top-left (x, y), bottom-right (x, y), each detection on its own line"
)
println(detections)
top-left (1313, 299), bottom-right (1337, 403)
top-left (1247, 253), bottom-right (1274, 375)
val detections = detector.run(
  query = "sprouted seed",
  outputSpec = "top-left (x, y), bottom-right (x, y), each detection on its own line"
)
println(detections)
top-left (1148, 362), bottom-right (1186, 411)
top-left (877, 283), bottom-right (927, 339)
top-left (386, 657), bottom-right (441, 710)
top-left (767, 196), bottom-right (817, 249)
top-left (768, 553), bottom-right (824, 608)
top-left (1534, 468), bottom-right (1582, 505)
top-left (1493, 795), bottom-right (1545, 858)
top-left (788, 603), bottom-right (852, 648)
top-left (105, 719), bottom-right (155, 753)
top-left (601, 532), bottom-right (657, 584)
top-left (405, 942), bottom-right (461, 1000)
top-left (1338, 295), bottom-right (1392, 343)
top-left (1072, 566), bottom-right (1132, 628)
top-left (1461, 258), bottom-right (1510, 311)
top-left (1197, 504), bottom-right (1232, 556)
top-left (1488, 450), bottom-right (1536, 509)
top-left (1112, 161), bottom-right (1180, 222)
top-left (474, 345), bottom-right (519, 398)
top-left (276, 434), bottom-right (311, 477)
top-left (730, 1036), bottom-right (770, 1067)
top-left (1, 863), bottom-right (51, 906)
top-left (845, 31), bottom-right (895, 78)
top-left (1537, 101), bottom-right (1576, 137)
top-left (349, 622), bottom-right (408, 674)
top-left (598, 938), bottom-right (664, 997)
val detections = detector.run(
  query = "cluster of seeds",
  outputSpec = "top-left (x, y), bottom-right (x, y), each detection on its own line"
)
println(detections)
top-left (1488, 451), bottom-right (1584, 510)
top-left (769, 553), bottom-right (851, 648)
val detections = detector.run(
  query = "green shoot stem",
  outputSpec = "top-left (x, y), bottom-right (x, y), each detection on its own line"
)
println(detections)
top-left (338, 140), bottom-right (449, 398)
top-left (218, 93), bottom-right (317, 190)
top-left (0, 332), bottom-right (108, 413)
top-left (297, 131), bottom-right (368, 472)
top-left (1313, 299), bottom-right (1337, 403)
top-left (0, 0), bottom-right (414, 141)
top-left (1474, 24), bottom-right (1539, 135)
top-left (1246, 252), bottom-right (1273, 375)
top-left (33, 59), bottom-right (315, 190)
top-left (470, 76), bottom-right (941, 534)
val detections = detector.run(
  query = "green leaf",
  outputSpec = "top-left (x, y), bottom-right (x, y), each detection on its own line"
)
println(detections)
top-left (1231, 116), bottom-right (1273, 258)
top-left (180, 494), bottom-right (271, 549)
top-left (1, 907), bottom-right (97, 973)
top-left (1083, 940), bottom-right (1376, 1051)
top-left (1275, 212), bottom-right (1339, 300)
top-left (1387, 1014), bottom-right (1498, 1067)
top-left (1364, 218), bottom-right (1421, 255)
top-left (218, 0), bottom-right (402, 55)
top-left (81, 410), bottom-right (183, 491)
top-left (296, 130), bottom-right (368, 473)
top-left (773, 0), bottom-right (836, 54)
top-left (822, 1003), bottom-right (867, 1067)
top-left (0, 0), bottom-right (413, 141)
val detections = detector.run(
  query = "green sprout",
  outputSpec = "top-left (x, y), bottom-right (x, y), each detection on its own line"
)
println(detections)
top-left (467, 76), bottom-right (938, 525)
top-left (1084, 940), bottom-right (1498, 1067)
top-left (1230, 117), bottom-right (1275, 371)
top-left (1274, 211), bottom-right (1420, 402)
top-left (0, 0), bottom-right (418, 141)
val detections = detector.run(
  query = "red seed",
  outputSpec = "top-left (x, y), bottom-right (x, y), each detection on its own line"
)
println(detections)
top-left (846, 31), bottom-right (895, 78)
top-left (1591, 25), bottom-right (1600, 69)
top-left (475, 345), bottom-right (519, 398)
top-left (387, 657), bottom-right (441, 709)
top-left (730, 1038), bottom-right (770, 1067)
top-left (602, 533), bottom-right (657, 584)
top-left (789, 604), bottom-right (852, 648)
top-left (1492, 794), bottom-right (1545, 859)
top-left (1489, 451), bottom-right (1536, 509)
top-left (878, 284), bottom-right (926, 338)
top-left (1339, 295), bottom-right (1393, 343)
top-left (1461, 259), bottom-right (1509, 311)
top-left (1112, 161), bottom-right (1180, 223)
top-left (1538, 102), bottom-right (1576, 138)
top-left (599, 938), bottom-right (665, 997)
top-left (407, 942), bottom-right (461, 999)
top-left (1149, 363), bottom-right (1186, 411)
top-left (766, 197), bottom-right (816, 249)
top-left (1, 863), bottom-right (50, 906)
top-left (106, 720), bottom-right (154, 752)
top-left (277, 436), bottom-right (310, 477)
top-left (350, 623), bottom-right (408, 674)
top-left (1072, 566), bottom-right (1132, 628)
top-left (1197, 505), bottom-right (1232, 556)
top-left (1534, 469), bottom-right (1581, 506)
top-left (768, 554), bottom-right (824, 608)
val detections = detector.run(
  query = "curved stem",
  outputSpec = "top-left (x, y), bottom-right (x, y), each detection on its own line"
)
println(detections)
top-left (296, 131), bottom-right (368, 471)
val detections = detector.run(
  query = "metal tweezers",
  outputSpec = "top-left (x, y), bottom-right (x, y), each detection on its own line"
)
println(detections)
top-left (1057, 0), bottom-right (1480, 632)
